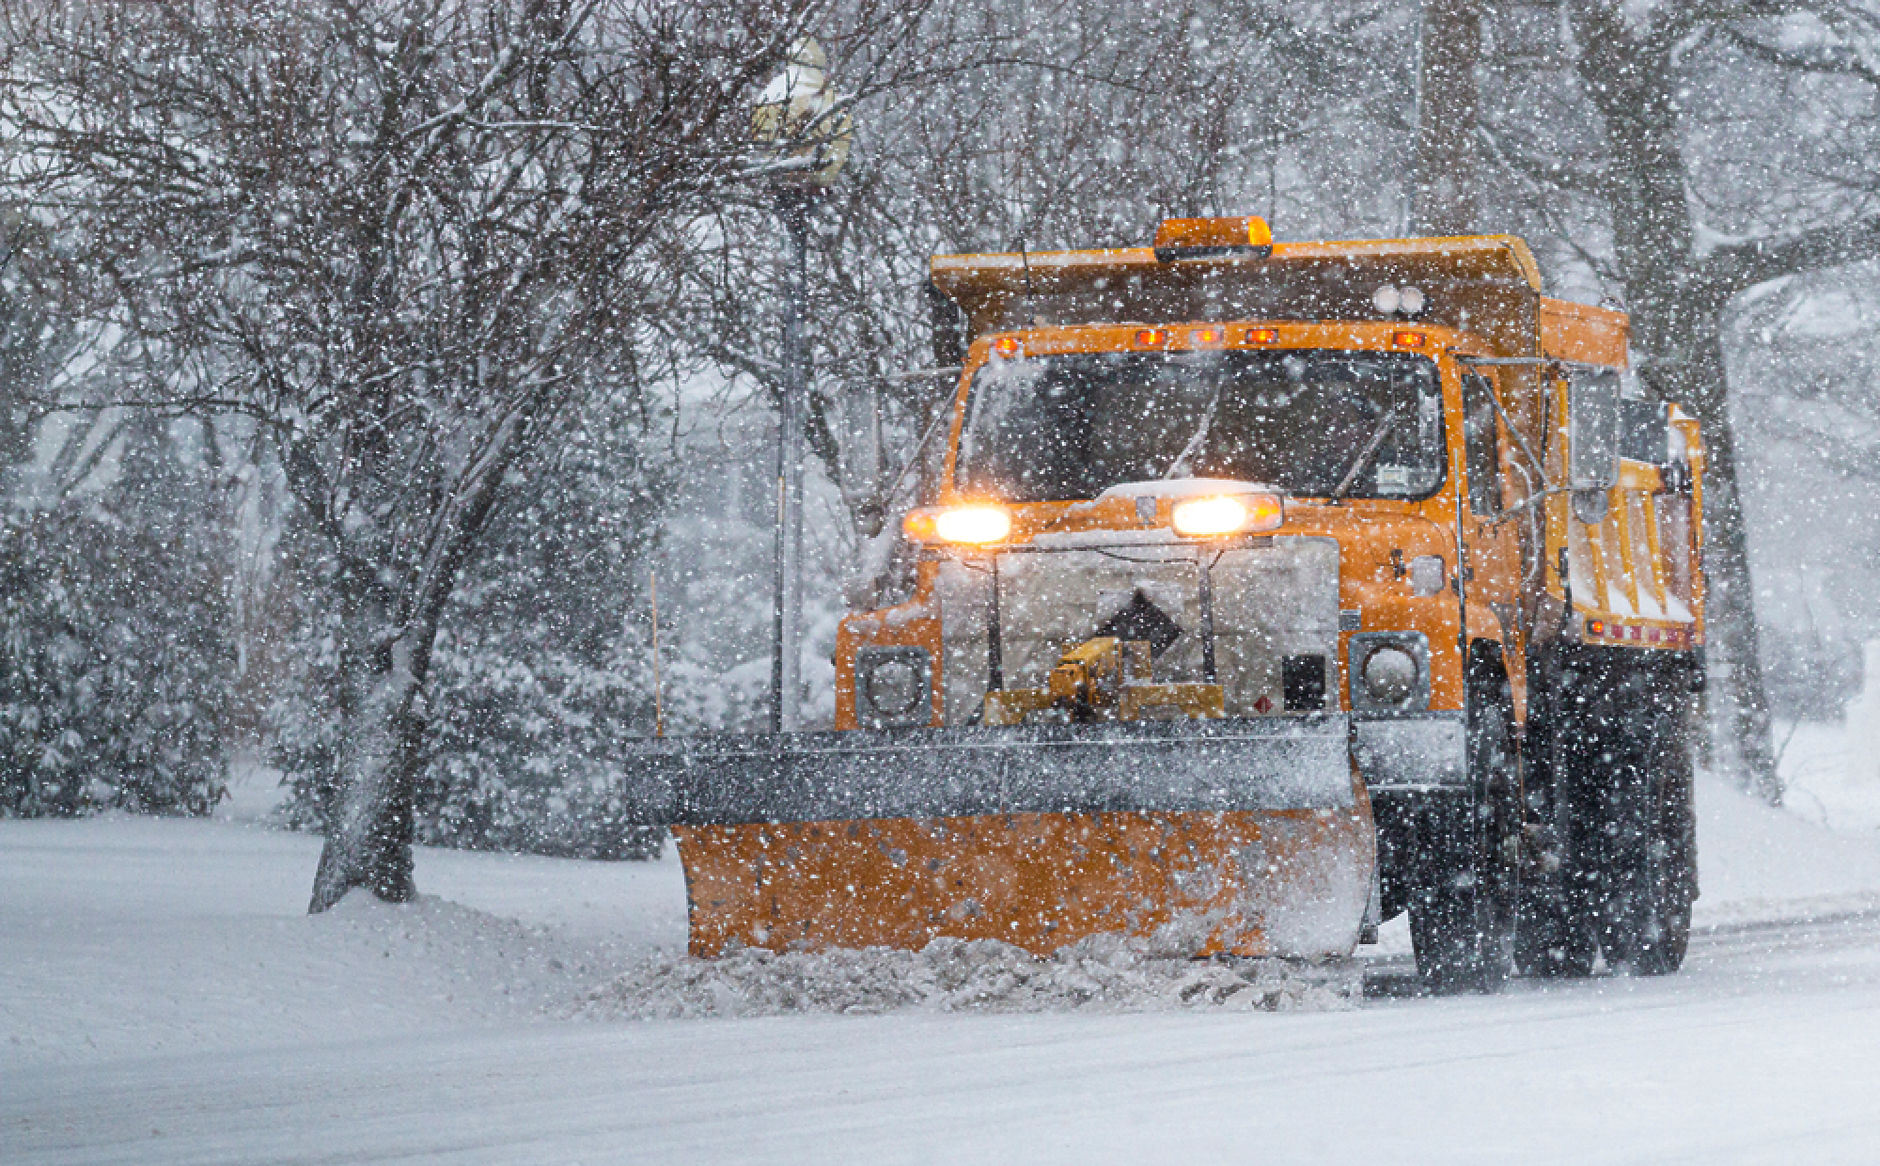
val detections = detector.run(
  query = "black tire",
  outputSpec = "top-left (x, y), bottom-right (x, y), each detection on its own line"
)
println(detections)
top-left (1513, 654), bottom-right (1598, 980)
top-left (1408, 653), bottom-right (1519, 994)
top-left (1593, 683), bottom-right (1696, 975)
top-left (1514, 885), bottom-right (1597, 978)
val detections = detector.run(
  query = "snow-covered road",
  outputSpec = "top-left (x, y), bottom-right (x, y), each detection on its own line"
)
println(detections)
top-left (11, 908), bottom-right (1880, 1166)
top-left (5, 765), bottom-right (1880, 1165)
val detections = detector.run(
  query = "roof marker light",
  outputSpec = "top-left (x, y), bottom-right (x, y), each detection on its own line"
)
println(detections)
top-left (1392, 330), bottom-right (1427, 348)
top-left (1245, 327), bottom-right (1278, 344)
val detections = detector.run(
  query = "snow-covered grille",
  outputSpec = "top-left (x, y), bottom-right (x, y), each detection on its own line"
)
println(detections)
top-left (936, 536), bottom-right (1339, 723)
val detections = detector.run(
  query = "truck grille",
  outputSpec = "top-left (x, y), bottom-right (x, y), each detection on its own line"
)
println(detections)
top-left (936, 536), bottom-right (1339, 723)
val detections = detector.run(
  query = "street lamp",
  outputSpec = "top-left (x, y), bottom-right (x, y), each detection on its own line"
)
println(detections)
top-left (752, 37), bottom-right (853, 734)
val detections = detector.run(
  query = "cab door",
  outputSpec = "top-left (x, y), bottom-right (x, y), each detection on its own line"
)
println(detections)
top-left (1459, 369), bottom-right (1524, 670)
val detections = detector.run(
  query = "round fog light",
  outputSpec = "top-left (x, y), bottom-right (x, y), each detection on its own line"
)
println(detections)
top-left (864, 658), bottom-right (923, 719)
top-left (1362, 646), bottom-right (1419, 706)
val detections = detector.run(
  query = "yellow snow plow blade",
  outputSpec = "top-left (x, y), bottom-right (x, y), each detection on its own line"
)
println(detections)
top-left (643, 715), bottom-right (1374, 960)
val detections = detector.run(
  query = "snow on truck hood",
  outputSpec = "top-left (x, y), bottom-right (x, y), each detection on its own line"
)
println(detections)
top-left (1091, 478), bottom-right (1281, 501)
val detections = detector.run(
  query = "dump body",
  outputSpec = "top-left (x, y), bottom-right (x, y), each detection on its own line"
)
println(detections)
top-left (664, 223), bottom-right (1704, 979)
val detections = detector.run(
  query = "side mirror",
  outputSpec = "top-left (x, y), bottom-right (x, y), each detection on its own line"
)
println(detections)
top-left (1618, 397), bottom-right (1671, 465)
top-left (1568, 368), bottom-right (1619, 490)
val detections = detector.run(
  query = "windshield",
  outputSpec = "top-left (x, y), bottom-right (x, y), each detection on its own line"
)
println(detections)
top-left (955, 348), bottom-right (1446, 503)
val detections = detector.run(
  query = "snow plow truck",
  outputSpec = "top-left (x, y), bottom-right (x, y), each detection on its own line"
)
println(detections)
top-left (646, 217), bottom-right (1705, 992)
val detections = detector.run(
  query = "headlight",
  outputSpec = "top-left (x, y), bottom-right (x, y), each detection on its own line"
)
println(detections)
top-left (904, 505), bottom-right (1011, 545)
top-left (1347, 632), bottom-right (1431, 712)
top-left (1362, 647), bottom-right (1419, 705)
top-left (1170, 491), bottom-right (1282, 538)
top-left (935, 506), bottom-right (1011, 544)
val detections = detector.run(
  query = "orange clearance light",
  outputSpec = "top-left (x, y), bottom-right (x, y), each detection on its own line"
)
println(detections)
top-left (1191, 326), bottom-right (1224, 346)
top-left (1392, 330), bottom-right (1427, 348)
top-left (1153, 216), bottom-right (1275, 263)
top-left (1135, 328), bottom-right (1170, 347)
top-left (902, 510), bottom-right (938, 542)
top-left (1170, 492), bottom-right (1283, 538)
top-left (1587, 619), bottom-right (1606, 636)
top-left (991, 336), bottom-right (1021, 358)
top-left (932, 505), bottom-right (1012, 545)
top-left (1245, 327), bottom-right (1279, 344)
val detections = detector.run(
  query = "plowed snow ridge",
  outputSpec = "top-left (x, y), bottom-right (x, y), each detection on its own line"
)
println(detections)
top-left (582, 937), bottom-right (1359, 1018)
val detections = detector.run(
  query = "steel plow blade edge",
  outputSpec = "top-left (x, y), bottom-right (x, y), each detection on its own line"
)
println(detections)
top-left (630, 714), bottom-right (1353, 825)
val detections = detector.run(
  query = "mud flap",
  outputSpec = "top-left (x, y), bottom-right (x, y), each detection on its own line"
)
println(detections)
top-left (631, 716), bottom-right (1374, 960)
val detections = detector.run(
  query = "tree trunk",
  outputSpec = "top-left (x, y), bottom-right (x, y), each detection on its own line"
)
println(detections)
top-left (1567, 4), bottom-right (1780, 800)
top-left (1413, 0), bottom-right (1480, 235)
top-left (1679, 362), bottom-right (1782, 803)
top-left (307, 624), bottom-right (429, 912)
top-left (1627, 308), bottom-right (1782, 802)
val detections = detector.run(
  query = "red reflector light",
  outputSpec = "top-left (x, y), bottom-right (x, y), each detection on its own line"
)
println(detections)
top-left (1191, 326), bottom-right (1224, 346)
top-left (1135, 328), bottom-right (1169, 347)
top-left (992, 336), bottom-right (1021, 357)
top-left (1244, 328), bottom-right (1278, 344)
top-left (1392, 330), bottom-right (1427, 348)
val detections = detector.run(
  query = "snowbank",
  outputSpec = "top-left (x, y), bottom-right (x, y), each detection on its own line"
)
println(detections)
top-left (0, 817), bottom-right (684, 1067)
top-left (582, 936), bottom-right (1358, 1020)
top-left (1773, 643), bottom-right (1880, 837)
top-left (1695, 763), bottom-right (1880, 926)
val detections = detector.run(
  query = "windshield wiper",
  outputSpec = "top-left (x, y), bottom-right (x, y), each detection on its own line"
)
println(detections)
top-left (1329, 406), bottom-right (1402, 500)
top-left (1162, 386), bottom-right (1224, 480)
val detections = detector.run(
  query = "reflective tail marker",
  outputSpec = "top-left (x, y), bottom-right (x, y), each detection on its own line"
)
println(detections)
top-left (1586, 619), bottom-right (1691, 647)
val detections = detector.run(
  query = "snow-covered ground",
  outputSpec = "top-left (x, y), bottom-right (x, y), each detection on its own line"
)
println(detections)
top-left (1777, 666), bottom-right (1880, 839)
top-left (6, 733), bottom-right (1880, 1164)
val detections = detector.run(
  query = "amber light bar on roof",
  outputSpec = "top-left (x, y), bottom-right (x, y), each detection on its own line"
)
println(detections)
top-left (1153, 216), bottom-right (1274, 263)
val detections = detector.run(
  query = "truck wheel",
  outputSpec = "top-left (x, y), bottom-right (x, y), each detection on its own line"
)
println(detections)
top-left (1409, 659), bottom-right (1519, 993)
top-left (1512, 662), bottom-right (1597, 980)
top-left (1513, 890), bottom-right (1596, 978)
top-left (1594, 685), bottom-right (1696, 975)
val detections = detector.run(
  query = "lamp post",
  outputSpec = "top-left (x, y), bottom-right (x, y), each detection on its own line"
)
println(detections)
top-left (752, 38), bottom-right (852, 734)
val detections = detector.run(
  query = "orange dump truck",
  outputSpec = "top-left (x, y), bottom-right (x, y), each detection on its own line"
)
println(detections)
top-left (651, 217), bottom-right (1705, 991)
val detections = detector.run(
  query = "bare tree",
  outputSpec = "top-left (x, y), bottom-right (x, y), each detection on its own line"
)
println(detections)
top-left (664, 0), bottom-right (1411, 609)
top-left (0, 0), bottom-right (923, 908)
top-left (1478, 0), bottom-right (1880, 800)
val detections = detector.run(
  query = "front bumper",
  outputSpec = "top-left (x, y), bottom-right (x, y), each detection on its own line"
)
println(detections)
top-left (1350, 711), bottom-right (1468, 792)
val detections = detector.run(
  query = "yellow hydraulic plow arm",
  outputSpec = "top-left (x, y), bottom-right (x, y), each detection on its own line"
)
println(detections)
top-left (982, 636), bottom-right (1226, 726)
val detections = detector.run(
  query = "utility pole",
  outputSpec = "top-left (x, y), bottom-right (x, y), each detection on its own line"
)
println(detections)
top-left (1413, 0), bottom-right (1482, 236)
